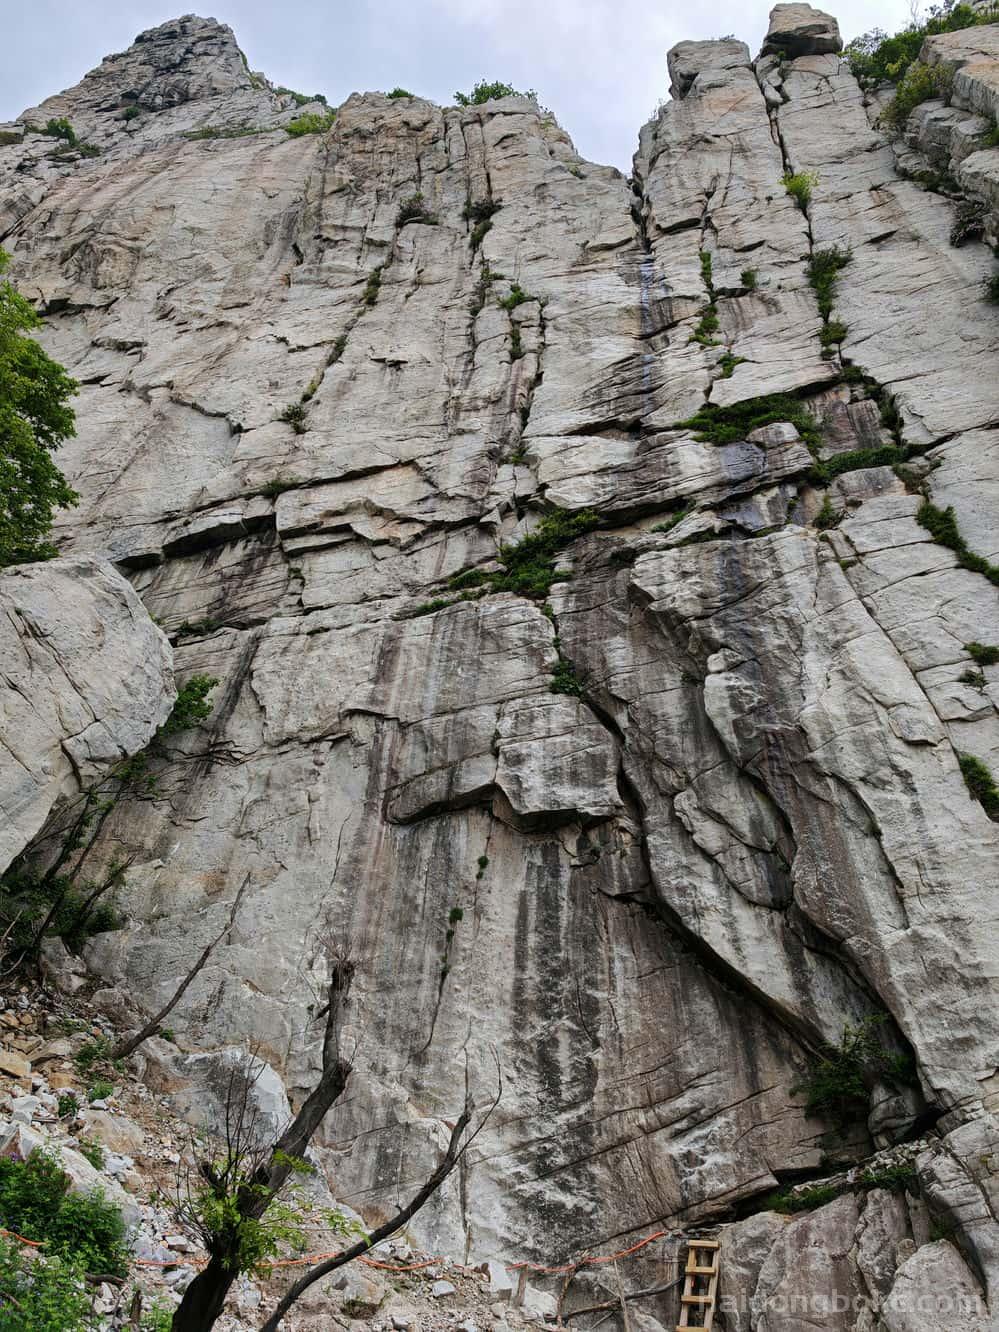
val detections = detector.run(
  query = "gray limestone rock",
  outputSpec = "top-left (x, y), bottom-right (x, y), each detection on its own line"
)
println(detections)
top-left (2, 10), bottom-right (998, 1320)
top-left (761, 4), bottom-right (843, 57)
top-left (0, 558), bottom-right (174, 874)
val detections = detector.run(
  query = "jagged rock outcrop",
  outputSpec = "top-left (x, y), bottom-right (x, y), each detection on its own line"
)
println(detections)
top-left (0, 558), bottom-right (174, 873)
top-left (1, 5), bottom-right (997, 1328)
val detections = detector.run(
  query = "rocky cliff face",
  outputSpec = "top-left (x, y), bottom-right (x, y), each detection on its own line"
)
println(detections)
top-left (2, 7), bottom-right (998, 1328)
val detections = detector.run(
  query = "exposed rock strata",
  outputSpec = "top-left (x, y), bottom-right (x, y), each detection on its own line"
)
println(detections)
top-left (1, 5), bottom-right (998, 1328)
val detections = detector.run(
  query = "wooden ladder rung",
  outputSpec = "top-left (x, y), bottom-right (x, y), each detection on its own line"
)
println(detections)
top-left (681, 1294), bottom-right (714, 1304)
top-left (685, 1262), bottom-right (717, 1275)
top-left (676, 1326), bottom-right (710, 1332)
top-left (687, 1238), bottom-right (720, 1249)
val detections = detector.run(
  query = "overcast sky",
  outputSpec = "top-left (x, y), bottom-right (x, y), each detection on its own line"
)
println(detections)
top-left (3, 0), bottom-right (911, 169)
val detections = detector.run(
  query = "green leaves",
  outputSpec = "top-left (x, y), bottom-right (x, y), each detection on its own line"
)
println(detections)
top-left (0, 1151), bottom-right (128, 1276)
top-left (0, 248), bottom-right (78, 567)
top-left (0, 1237), bottom-right (91, 1332)
top-left (454, 80), bottom-right (533, 107)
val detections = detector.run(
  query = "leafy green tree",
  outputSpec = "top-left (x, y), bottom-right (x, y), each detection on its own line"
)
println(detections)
top-left (0, 248), bottom-right (78, 566)
top-left (454, 79), bottom-right (534, 106)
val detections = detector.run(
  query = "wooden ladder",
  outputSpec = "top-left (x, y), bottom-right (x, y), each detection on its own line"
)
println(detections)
top-left (675, 1237), bottom-right (720, 1332)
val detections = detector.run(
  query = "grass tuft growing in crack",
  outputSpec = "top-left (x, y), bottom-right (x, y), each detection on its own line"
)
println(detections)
top-left (808, 247), bottom-right (851, 320)
top-left (966, 642), bottom-right (999, 666)
top-left (783, 170), bottom-right (819, 211)
top-left (917, 501), bottom-right (999, 586)
top-left (958, 753), bottom-right (999, 820)
top-left (550, 652), bottom-right (585, 697)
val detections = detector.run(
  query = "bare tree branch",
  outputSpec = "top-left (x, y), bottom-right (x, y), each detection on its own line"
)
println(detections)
top-left (257, 1102), bottom-right (476, 1332)
top-left (111, 874), bottom-right (248, 1062)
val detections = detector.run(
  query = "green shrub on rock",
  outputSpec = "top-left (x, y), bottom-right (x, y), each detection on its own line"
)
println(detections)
top-left (285, 111), bottom-right (335, 137)
top-left (454, 80), bottom-right (534, 106)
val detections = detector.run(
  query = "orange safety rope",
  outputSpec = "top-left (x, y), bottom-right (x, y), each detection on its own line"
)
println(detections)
top-left (4, 1221), bottom-right (676, 1278)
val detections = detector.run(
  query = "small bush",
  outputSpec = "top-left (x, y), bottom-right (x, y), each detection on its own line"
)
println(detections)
top-left (57, 1093), bottom-right (79, 1120)
top-left (966, 642), bottom-right (999, 666)
top-left (689, 303), bottom-right (721, 347)
top-left (718, 351), bottom-right (746, 378)
top-left (122, 105), bottom-right (141, 122)
top-left (811, 444), bottom-right (905, 484)
top-left (699, 249), bottom-right (714, 296)
top-left (983, 273), bottom-right (999, 305)
top-left (550, 655), bottom-right (585, 696)
top-left (159, 675), bottom-right (219, 736)
top-left (41, 118), bottom-right (76, 145)
top-left (0, 1236), bottom-right (91, 1332)
top-left (396, 192), bottom-right (437, 226)
top-left (184, 125), bottom-right (264, 140)
top-left (444, 510), bottom-right (599, 602)
top-left (950, 200), bottom-right (985, 248)
top-left (387, 88), bottom-right (414, 99)
top-left (814, 494), bottom-right (843, 530)
top-left (740, 268), bottom-right (758, 291)
top-left (783, 170), bottom-right (819, 210)
top-left (765, 1163), bottom-right (917, 1214)
top-left (793, 1014), bottom-right (912, 1126)
top-left (407, 598), bottom-right (453, 618)
top-left (278, 402), bottom-right (307, 433)
top-left (0, 1152), bottom-right (128, 1275)
top-left (454, 80), bottom-right (533, 107)
top-left (958, 753), bottom-right (999, 820)
top-left (463, 199), bottom-right (502, 225)
top-left (285, 111), bottom-right (335, 137)
top-left (499, 283), bottom-right (533, 311)
top-left (87, 1080), bottom-right (114, 1103)
top-left (882, 61), bottom-right (953, 132)
top-left (820, 320), bottom-right (848, 347)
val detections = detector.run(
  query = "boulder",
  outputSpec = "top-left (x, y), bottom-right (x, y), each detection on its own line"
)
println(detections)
top-left (761, 3), bottom-right (842, 57)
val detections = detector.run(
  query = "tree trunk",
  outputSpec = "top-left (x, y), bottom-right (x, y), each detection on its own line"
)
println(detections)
top-left (171, 1253), bottom-right (238, 1332)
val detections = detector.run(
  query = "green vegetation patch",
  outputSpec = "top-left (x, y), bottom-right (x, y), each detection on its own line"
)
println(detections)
top-left (808, 246), bottom-right (851, 319)
top-left (0, 1151), bottom-right (128, 1276)
top-left (783, 169), bottom-right (819, 210)
top-left (454, 80), bottom-right (534, 106)
top-left (396, 192), bottom-right (438, 226)
top-left (958, 753), bottom-right (999, 820)
top-left (446, 508), bottom-right (601, 603)
top-left (765, 1163), bottom-right (917, 1214)
top-left (677, 393), bottom-right (821, 450)
top-left (845, 5), bottom-right (995, 87)
top-left (917, 500), bottom-right (999, 587)
top-left (0, 1236), bottom-right (91, 1332)
top-left (966, 642), bottom-right (999, 666)
top-left (285, 110), bottom-right (335, 137)
top-left (792, 1014), bottom-right (912, 1128)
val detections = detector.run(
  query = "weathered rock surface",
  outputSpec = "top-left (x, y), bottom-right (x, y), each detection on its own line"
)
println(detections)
top-left (0, 558), bottom-right (174, 873)
top-left (2, 8), bottom-right (998, 1329)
